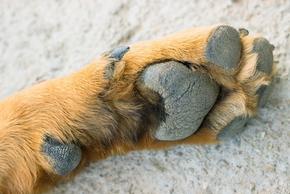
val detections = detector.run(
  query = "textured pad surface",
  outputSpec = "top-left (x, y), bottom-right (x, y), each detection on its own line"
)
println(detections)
top-left (41, 136), bottom-right (82, 175)
top-left (204, 25), bottom-right (241, 69)
top-left (253, 37), bottom-right (275, 108)
top-left (142, 61), bottom-right (219, 140)
top-left (251, 37), bottom-right (273, 73)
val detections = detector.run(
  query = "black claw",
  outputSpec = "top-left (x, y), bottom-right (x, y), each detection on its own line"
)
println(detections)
top-left (103, 46), bottom-right (130, 79)
top-left (41, 135), bottom-right (82, 175)
top-left (109, 46), bottom-right (130, 61)
top-left (270, 44), bottom-right (275, 51)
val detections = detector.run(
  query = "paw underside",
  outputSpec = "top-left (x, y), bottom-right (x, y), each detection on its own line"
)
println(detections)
top-left (142, 25), bottom-right (274, 141)
top-left (41, 25), bottom-right (275, 175)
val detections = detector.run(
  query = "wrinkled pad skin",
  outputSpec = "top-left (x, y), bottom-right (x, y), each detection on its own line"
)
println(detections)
top-left (217, 37), bottom-right (274, 141)
top-left (142, 61), bottom-right (219, 141)
top-left (41, 136), bottom-right (82, 175)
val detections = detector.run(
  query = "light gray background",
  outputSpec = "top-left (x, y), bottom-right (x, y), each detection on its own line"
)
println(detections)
top-left (0, 1), bottom-right (289, 193)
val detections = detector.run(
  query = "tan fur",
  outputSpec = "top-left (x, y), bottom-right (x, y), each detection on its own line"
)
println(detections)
top-left (0, 24), bottom-right (275, 193)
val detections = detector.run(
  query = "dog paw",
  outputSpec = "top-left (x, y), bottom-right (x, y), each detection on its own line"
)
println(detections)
top-left (209, 34), bottom-right (276, 140)
top-left (140, 25), bottom-right (243, 141)
top-left (139, 25), bottom-right (275, 141)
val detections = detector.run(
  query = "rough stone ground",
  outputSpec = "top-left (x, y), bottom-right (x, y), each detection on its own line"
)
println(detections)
top-left (0, 0), bottom-right (289, 193)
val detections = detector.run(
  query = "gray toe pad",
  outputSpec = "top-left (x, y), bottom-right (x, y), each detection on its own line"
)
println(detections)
top-left (217, 116), bottom-right (248, 141)
top-left (41, 136), bottom-right (82, 175)
top-left (204, 25), bottom-right (241, 70)
top-left (251, 37), bottom-right (273, 73)
top-left (252, 37), bottom-right (274, 108)
top-left (142, 61), bottom-right (219, 141)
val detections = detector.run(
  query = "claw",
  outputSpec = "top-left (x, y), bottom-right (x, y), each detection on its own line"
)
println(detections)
top-left (238, 28), bottom-right (249, 38)
top-left (109, 46), bottom-right (130, 61)
top-left (104, 46), bottom-right (130, 79)
top-left (270, 44), bottom-right (275, 51)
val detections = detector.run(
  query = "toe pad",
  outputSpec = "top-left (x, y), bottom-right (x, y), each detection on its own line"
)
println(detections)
top-left (251, 37), bottom-right (273, 73)
top-left (217, 116), bottom-right (248, 141)
top-left (205, 25), bottom-right (241, 70)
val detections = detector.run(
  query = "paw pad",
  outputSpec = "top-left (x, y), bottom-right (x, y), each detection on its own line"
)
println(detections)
top-left (41, 136), bottom-right (82, 175)
top-left (217, 116), bottom-right (248, 141)
top-left (204, 25), bottom-right (241, 70)
top-left (142, 61), bottom-right (219, 140)
top-left (251, 37), bottom-right (273, 73)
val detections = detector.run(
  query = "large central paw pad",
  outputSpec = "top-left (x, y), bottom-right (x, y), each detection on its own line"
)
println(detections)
top-left (142, 61), bottom-right (219, 140)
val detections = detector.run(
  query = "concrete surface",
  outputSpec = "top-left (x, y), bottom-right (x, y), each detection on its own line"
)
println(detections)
top-left (0, 0), bottom-right (289, 193)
